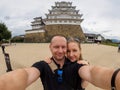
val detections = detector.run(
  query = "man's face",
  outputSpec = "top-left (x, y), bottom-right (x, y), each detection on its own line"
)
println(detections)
top-left (50, 36), bottom-right (67, 61)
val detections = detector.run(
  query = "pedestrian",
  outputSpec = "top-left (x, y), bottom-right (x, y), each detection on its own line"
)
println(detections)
top-left (118, 43), bottom-right (120, 52)
top-left (1, 44), bottom-right (5, 54)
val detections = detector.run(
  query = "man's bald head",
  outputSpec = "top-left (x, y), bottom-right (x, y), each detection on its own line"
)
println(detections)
top-left (50, 35), bottom-right (67, 45)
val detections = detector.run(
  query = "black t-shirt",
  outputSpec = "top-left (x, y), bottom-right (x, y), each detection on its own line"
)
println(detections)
top-left (32, 57), bottom-right (84, 90)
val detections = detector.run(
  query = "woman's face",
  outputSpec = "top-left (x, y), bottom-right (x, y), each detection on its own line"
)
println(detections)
top-left (67, 42), bottom-right (81, 62)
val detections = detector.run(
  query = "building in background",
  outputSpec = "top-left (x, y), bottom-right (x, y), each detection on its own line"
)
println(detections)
top-left (84, 33), bottom-right (104, 43)
top-left (25, 1), bottom-right (85, 43)
top-left (25, 17), bottom-right (46, 42)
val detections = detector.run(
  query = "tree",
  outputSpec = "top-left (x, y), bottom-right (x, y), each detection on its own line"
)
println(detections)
top-left (0, 22), bottom-right (11, 42)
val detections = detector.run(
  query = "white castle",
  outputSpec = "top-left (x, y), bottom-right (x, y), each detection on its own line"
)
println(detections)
top-left (25, 1), bottom-right (85, 42)
top-left (45, 1), bottom-right (83, 25)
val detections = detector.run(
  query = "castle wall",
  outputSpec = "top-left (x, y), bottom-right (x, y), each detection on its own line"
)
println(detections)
top-left (25, 32), bottom-right (46, 43)
top-left (45, 24), bottom-right (85, 41)
top-left (24, 1), bottom-right (85, 43)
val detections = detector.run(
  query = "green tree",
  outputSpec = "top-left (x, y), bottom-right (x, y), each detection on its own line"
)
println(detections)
top-left (0, 22), bottom-right (11, 42)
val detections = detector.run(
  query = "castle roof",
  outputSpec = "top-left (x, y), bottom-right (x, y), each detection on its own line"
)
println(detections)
top-left (44, 1), bottom-right (83, 25)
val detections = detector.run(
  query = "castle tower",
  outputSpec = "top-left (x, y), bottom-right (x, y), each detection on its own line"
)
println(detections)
top-left (25, 17), bottom-right (46, 42)
top-left (25, 1), bottom-right (85, 42)
top-left (44, 1), bottom-right (85, 41)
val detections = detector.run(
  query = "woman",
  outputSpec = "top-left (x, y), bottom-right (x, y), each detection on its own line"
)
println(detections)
top-left (67, 37), bottom-right (89, 90)
top-left (67, 37), bottom-right (83, 61)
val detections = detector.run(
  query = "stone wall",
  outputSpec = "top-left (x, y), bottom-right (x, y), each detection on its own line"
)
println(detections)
top-left (25, 24), bottom-right (85, 42)
top-left (45, 24), bottom-right (85, 41)
top-left (25, 32), bottom-right (46, 43)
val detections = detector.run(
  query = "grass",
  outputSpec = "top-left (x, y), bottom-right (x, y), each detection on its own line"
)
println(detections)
top-left (101, 42), bottom-right (119, 47)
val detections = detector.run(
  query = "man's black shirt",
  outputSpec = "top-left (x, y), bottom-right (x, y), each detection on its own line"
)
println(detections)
top-left (32, 57), bottom-right (84, 90)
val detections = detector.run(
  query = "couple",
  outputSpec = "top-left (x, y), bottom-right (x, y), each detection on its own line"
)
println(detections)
top-left (0, 35), bottom-right (120, 90)
top-left (44, 36), bottom-right (89, 90)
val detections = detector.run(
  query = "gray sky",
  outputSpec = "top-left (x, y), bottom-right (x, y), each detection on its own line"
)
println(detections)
top-left (0, 0), bottom-right (120, 40)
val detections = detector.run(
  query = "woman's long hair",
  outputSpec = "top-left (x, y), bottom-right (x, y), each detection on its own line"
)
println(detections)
top-left (67, 37), bottom-right (83, 60)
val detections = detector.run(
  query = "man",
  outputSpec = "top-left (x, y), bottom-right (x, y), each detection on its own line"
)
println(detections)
top-left (0, 35), bottom-right (120, 90)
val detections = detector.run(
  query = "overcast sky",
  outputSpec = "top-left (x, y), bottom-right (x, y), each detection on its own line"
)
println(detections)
top-left (0, 0), bottom-right (120, 40)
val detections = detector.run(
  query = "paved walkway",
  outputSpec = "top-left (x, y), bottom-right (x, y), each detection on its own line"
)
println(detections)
top-left (0, 43), bottom-right (120, 90)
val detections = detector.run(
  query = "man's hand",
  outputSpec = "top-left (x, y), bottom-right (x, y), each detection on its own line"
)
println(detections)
top-left (77, 60), bottom-right (89, 65)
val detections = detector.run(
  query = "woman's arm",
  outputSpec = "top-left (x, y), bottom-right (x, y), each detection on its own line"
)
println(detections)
top-left (77, 60), bottom-right (89, 88)
top-left (44, 57), bottom-right (52, 64)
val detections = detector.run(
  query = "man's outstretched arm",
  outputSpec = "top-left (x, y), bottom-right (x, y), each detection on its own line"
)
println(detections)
top-left (24, 67), bottom-right (40, 86)
top-left (79, 65), bottom-right (120, 90)
top-left (0, 67), bottom-right (40, 90)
